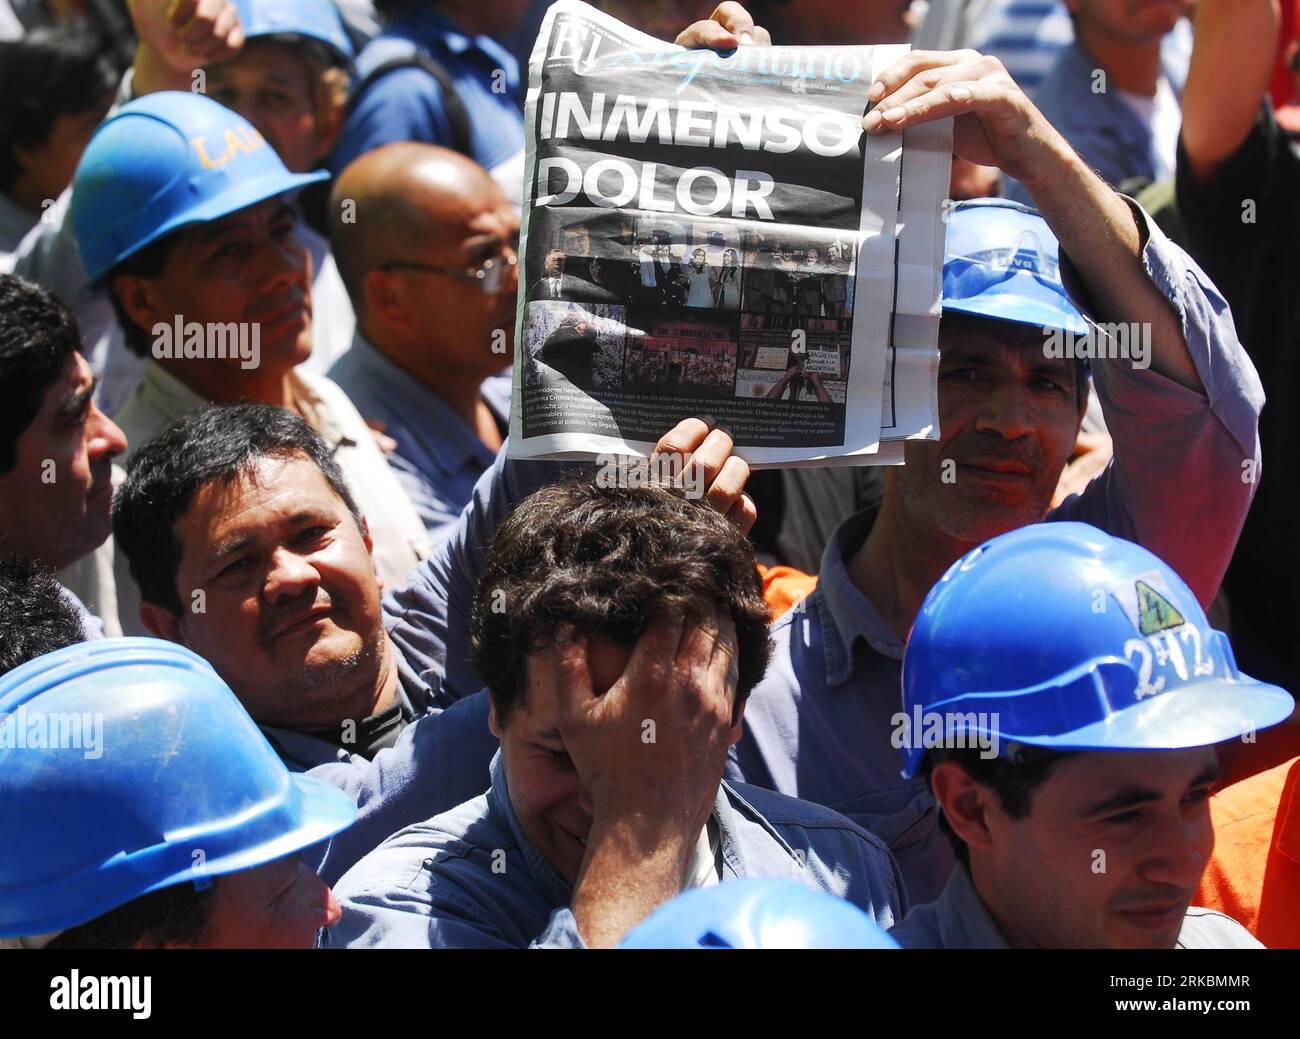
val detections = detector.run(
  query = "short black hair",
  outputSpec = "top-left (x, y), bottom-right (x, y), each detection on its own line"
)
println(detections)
top-left (0, 25), bottom-right (119, 193)
top-left (0, 555), bottom-right (88, 675)
top-left (113, 403), bottom-right (363, 615)
top-left (926, 747), bottom-right (1077, 867)
top-left (46, 878), bottom-right (214, 949)
top-left (471, 473), bottom-right (772, 721)
top-left (0, 274), bottom-right (82, 473)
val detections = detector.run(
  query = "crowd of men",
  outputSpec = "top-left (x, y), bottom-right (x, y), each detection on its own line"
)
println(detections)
top-left (1, 0), bottom-right (1298, 950)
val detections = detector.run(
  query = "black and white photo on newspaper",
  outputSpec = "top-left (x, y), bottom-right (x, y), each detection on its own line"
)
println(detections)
top-left (508, 0), bottom-right (951, 468)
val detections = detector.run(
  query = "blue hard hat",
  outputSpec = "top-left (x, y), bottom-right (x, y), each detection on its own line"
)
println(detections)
top-left (944, 198), bottom-right (1088, 336)
top-left (70, 91), bottom-right (327, 283)
top-left (0, 638), bottom-right (355, 938)
top-left (620, 879), bottom-right (900, 949)
top-left (899, 522), bottom-right (1294, 778)
top-left (233, 0), bottom-right (354, 66)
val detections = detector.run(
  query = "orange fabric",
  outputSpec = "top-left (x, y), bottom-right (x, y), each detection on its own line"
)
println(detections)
top-left (1196, 757), bottom-right (1300, 949)
top-left (757, 563), bottom-right (818, 621)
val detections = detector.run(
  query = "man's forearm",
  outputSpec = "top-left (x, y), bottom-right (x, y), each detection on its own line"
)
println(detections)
top-left (569, 819), bottom-right (696, 948)
top-left (1026, 147), bottom-right (1202, 394)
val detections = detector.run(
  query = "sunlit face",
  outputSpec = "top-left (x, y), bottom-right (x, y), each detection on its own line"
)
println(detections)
top-left (205, 42), bottom-right (334, 173)
top-left (544, 250), bottom-right (565, 275)
top-left (895, 319), bottom-right (1084, 545)
top-left (381, 181), bottom-right (519, 366)
top-left (0, 353), bottom-right (126, 569)
top-left (960, 747), bottom-right (1219, 949)
top-left (165, 855), bottom-right (341, 949)
top-left (116, 199), bottom-right (314, 378)
top-left (156, 454), bottom-right (386, 730)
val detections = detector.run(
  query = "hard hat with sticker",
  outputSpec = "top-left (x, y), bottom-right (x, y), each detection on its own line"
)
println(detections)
top-left (899, 522), bottom-right (1294, 778)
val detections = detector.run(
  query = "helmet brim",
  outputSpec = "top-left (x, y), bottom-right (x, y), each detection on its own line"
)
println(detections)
top-left (942, 294), bottom-right (1089, 337)
top-left (93, 167), bottom-right (328, 283)
top-left (1010, 675), bottom-right (1295, 754)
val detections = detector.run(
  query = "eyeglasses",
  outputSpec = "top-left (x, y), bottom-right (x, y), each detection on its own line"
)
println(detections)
top-left (377, 248), bottom-right (518, 295)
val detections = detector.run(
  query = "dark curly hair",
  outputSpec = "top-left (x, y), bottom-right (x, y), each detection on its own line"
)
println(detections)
top-left (0, 555), bottom-right (87, 675)
top-left (471, 472), bottom-right (771, 721)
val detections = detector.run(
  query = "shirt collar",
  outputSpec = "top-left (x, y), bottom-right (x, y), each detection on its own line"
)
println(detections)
top-left (485, 755), bottom-right (786, 903)
top-left (935, 864), bottom-right (1011, 949)
top-left (815, 507), bottom-right (907, 688)
top-left (488, 751), bottom-right (572, 909)
top-left (347, 331), bottom-right (501, 476)
top-left (141, 359), bottom-right (208, 414)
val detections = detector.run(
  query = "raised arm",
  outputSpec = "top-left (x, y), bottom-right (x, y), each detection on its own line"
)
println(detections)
top-left (1181, 0), bottom-right (1282, 186)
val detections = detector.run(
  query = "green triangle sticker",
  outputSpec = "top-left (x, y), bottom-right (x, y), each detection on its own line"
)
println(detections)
top-left (1136, 580), bottom-right (1185, 636)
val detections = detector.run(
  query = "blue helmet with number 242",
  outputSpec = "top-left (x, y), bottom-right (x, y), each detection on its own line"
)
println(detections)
top-left (899, 522), bottom-right (1293, 779)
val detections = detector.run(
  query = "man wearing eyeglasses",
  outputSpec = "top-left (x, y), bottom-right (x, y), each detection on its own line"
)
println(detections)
top-left (328, 143), bottom-right (521, 544)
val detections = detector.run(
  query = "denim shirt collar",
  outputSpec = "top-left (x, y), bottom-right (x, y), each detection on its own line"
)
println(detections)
top-left (933, 864), bottom-right (1011, 949)
top-left (484, 751), bottom-right (800, 900)
top-left (815, 507), bottom-right (907, 688)
top-left (487, 750), bottom-right (572, 909)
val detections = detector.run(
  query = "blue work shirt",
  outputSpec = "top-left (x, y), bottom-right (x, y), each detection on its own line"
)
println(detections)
top-left (332, 8), bottom-right (525, 194)
top-left (384, 449), bottom-right (560, 705)
top-left (322, 752), bottom-right (908, 948)
top-left (329, 333), bottom-right (511, 545)
top-left (889, 863), bottom-right (1264, 948)
top-left (257, 657), bottom-right (500, 886)
top-left (1029, 35), bottom-right (1187, 190)
top-left (726, 201), bottom-right (1266, 906)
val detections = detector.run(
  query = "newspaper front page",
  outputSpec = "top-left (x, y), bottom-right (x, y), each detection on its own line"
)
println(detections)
top-left (509, 0), bottom-right (950, 467)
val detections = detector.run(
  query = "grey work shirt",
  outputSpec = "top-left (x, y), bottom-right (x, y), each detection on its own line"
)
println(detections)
top-left (726, 201), bottom-right (1266, 906)
top-left (890, 864), bottom-right (1263, 949)
top-left (322, 752), bottom-right (908, 948)
top-left (1024, 37), bottom-right (1186, 191)
top-left (270, 691), bottom-right (500, 886)
top-left (329, 332), bottom-right (511, 545)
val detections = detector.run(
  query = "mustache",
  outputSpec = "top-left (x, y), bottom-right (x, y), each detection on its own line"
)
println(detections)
top-left (948, 432), bottom-right (1045, 471)
top-left (1108, 884), bottom-right (1192, 913)
top-left (258, 588), bottom-right (340, 643)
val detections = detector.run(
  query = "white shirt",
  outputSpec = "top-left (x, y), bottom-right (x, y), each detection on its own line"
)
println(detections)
top-left (1116, 75), bottom-right (1182, 182)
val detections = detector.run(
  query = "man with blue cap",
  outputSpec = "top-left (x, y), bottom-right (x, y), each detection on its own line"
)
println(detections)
top-left (888, 522), bottom-right (1292, 948)
top-left (725, 40), bottom-right (1268, 908)
top-left (11, 0), bottom-right (360, 413)
top-left (0, 638), bottom-right (357, 948)
top-left (66, 86), bottom-right (430, 630)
